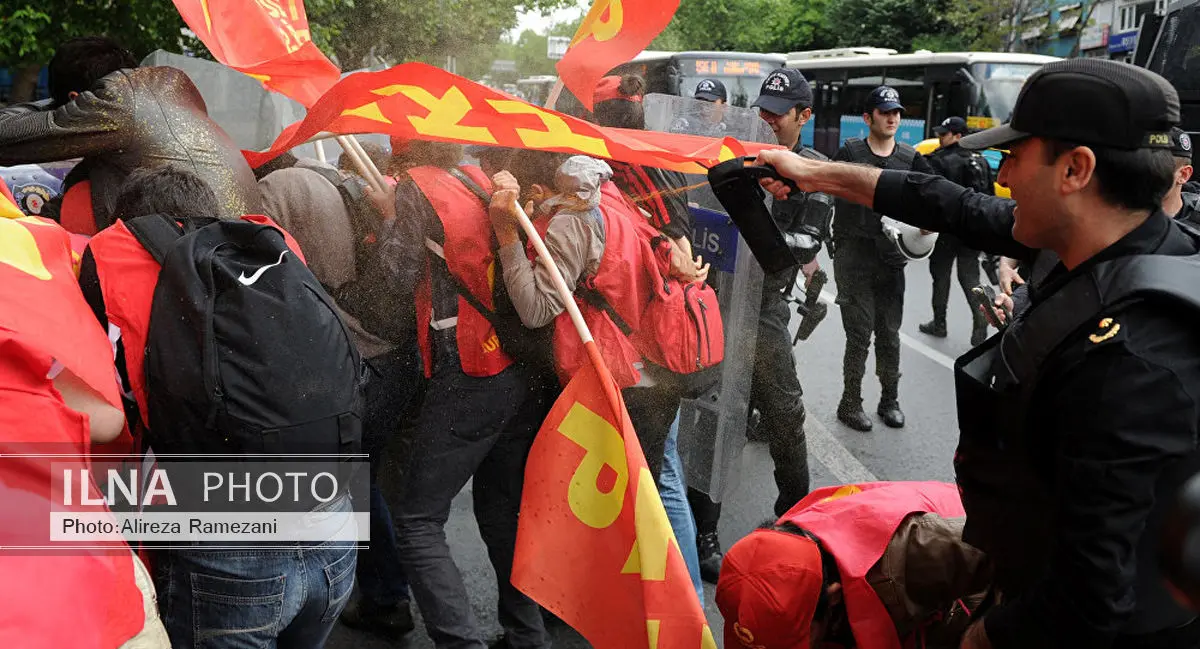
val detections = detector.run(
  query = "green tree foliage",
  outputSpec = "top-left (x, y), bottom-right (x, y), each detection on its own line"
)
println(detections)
top-left (0, 0), bottom-right (188, 102)
top-left (306, 0), bottom-right (574, 75)
top-left (823, 0), bottom-right (957, 52)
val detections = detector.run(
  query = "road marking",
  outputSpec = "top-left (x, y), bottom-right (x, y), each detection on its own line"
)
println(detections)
top-left (817, 290), bottom-right (956, 371)
top-left (805, 414), bottom-right (878, 483)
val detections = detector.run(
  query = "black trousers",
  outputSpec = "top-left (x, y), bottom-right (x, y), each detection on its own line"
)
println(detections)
top-left (393, 337), bottom-right (553, 649)
top-left (833, 237), bottom-right (905, 408)
top-left (688, 293), bottom-right (813, 530)
top-left (928, 233), bottom-right (985, 328)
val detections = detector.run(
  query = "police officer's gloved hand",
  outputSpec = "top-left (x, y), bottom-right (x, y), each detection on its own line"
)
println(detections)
top-left (783, 227), bottom-right (822, 266)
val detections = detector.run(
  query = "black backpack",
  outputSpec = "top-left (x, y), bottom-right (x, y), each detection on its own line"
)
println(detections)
top-left (961, 151), bottom-right (995, 196)
top-left (304, 166), bottom-right (416, 344)
top-left (126, 214), bottom-right (365, 461)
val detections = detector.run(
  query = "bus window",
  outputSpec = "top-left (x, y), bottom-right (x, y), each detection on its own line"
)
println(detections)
top-left (1145, 2), bottom-right (1200, 132)
top-left (811, 81), bottom-right (844, 157)
top-left (970, 62), bottom-right (1041, 125)
top-left (674, 57), bottom-right (780, 108)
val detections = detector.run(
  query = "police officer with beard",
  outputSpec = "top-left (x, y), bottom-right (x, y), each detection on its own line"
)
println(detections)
top-left (831, 86), bottom-right (934, 432)
top-left (688, 68), bottom-right (834, 584)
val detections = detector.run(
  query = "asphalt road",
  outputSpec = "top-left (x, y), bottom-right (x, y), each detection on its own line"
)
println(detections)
top-left (326, 248), bottom-right (989, 649)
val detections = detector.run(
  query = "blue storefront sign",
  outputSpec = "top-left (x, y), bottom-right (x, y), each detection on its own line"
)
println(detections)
top-left (689, 206), bottom-right (741, 274)
top-left (1108, 30), bottom-right (1138, 53)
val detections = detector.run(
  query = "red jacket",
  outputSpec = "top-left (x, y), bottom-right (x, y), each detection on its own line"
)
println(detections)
top-left (780, 482), bottom-right (967, 649)
top-left (531, 181), bottom-right (662, 388)
top-left (408, 165), bottom-right (514, 378)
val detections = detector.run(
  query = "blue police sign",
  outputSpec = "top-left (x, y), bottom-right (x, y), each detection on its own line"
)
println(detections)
top-left (1108, 30), bottom-right (1138, 54)
top-left (689, 205), bottom-right (740, 274)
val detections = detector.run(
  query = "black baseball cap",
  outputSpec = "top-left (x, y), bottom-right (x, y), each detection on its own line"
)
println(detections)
top-left (1170, 127), bottom-right (1193, 161)
top-left (934, 116), bottom-right (968, 136)
top-left (960, 58), bottom-right (1180, 152)
top-left (752, 69), bottom-right (813, 116)
top-left (695, 78), bottom-right (727, 103)
top-left (868, 86), bottom-right (903, 113)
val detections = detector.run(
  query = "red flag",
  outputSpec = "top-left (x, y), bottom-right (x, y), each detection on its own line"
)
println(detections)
top-left (0, 217), bottom-right (119, 409)
top-left (557, 0), bottom-right (680, 111)
top-left (243, 63), bottom-right (779, 174)
top-left (173, 0), bottom-right (340, 107)
top-left (511, 341), bottom-right (715, 649)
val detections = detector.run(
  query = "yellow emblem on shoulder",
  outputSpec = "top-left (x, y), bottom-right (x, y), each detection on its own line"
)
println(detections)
top-left (1089, 317), bottom-right (1121, 343)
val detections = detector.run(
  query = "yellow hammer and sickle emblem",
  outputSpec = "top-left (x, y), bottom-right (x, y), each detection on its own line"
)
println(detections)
top-left (0, 218), bottom-right (52, 280)
top-left (571, 0), bottom-right (623, 46)
top-left (1088, 317), bottom-right (1121, 343)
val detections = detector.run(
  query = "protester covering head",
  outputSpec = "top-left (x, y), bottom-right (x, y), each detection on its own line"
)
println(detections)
top-left (387, 137), bottom-right (464, 174)
top-left (538, 156), bottom-right (614, 214)
top-left (110, 165), bottom-right (221, 223)
top-left (505, 149), bottom-right (573, 208)
top-left (716, 521), bottom-right (833, 649)
top-left (48, 36), bottom-right (138, 106)
top-left (592, 75), bottom-right (647, 130)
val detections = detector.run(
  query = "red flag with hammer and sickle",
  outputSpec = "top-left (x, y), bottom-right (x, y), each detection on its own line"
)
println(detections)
top-left (172, 0), bottom-right (341, 107)
top-left (557, 0), bottom-right (680, 111)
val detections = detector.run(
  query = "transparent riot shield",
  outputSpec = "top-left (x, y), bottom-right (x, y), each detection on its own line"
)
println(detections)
top-left (643, 93), bottom-right (778, 501)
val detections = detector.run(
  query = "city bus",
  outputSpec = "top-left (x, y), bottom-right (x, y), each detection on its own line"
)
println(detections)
top-left (516, 75), bottom-right (558, 106)
top-left (1137, 0), bottom-right (1199, 136)
top-left (785, 50), bottom-right (1060, 159)
top-left (553, 50), bottom-right (787, 115)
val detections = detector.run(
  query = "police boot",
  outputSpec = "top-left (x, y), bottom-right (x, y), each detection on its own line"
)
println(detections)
top-left (970, 309), bottom-right (989, 347)
top-left (877, 380), bottom-right (905, 429)
top-left (697, 531), bottom-right (723, 584)
top-left (919, 318), bottom-right (948, 338)
top-left (837, 395), bottom-right (873, 432)
top-left (339, 597), bottom-right (415, 640)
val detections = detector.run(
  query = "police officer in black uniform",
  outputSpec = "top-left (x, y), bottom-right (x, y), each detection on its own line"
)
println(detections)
top-left (758, 58), bottom-right (1200, 649)
top-left (920, 116), bottom-right (991, 346)
top-left (669, 79), bottom-right (730, 138)
top-left (1167, 127), bottom-right (1199, 225)
top-left (686, 68), bottom-right (834, 584)
top-left (831, 86), bottom-right (934, 432)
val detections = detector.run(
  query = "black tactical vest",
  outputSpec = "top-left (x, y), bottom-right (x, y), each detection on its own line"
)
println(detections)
top-left (831, 138), bottom-right (918, 241)
top-left (954, 249), bottom-right (1200, 633)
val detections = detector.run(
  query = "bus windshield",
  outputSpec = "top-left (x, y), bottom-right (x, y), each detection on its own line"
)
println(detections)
top-left (1147, 3), bottom-right (1200, 103)
top-left (971, 62), bottom-right (1041, 123)
top-left (673, 56), bottom-right (780, 108)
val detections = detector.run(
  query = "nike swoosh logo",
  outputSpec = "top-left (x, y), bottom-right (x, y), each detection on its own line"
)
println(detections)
top-left (238, 250), bottom-right (289, 286)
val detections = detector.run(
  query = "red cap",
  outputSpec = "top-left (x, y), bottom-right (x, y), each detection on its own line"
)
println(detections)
top-left (594, 75), bottom-right (641, 104)
top-left (716, 529), bottom-right (824, 649)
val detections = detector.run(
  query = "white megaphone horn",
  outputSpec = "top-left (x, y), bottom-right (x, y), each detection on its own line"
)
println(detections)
top-left (879, 216), bottom-right (938, 260)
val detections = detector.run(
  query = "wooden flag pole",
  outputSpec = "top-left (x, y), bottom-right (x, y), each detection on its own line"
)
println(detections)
top-left (343, 136), bottom-right (390, 189)
top-left (335, 135), bottom-right (384, 193)
top-left (511, 200), bottom-right (591, 345)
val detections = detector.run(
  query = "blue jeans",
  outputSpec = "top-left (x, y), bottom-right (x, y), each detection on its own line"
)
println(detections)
top-left (153, 500), bottom-right (358, 649)
top-left (155, 539), bottom-right (357, 648)
top-left (659, 411), bottom-right (704, 603)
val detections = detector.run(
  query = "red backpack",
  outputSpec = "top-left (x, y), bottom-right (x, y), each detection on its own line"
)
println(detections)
top-left (585, 183), bottom-right (725, 375)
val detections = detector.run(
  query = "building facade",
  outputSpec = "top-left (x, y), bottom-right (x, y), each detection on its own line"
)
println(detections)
top-left (1015, 0), bottom-right (1167, 60)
